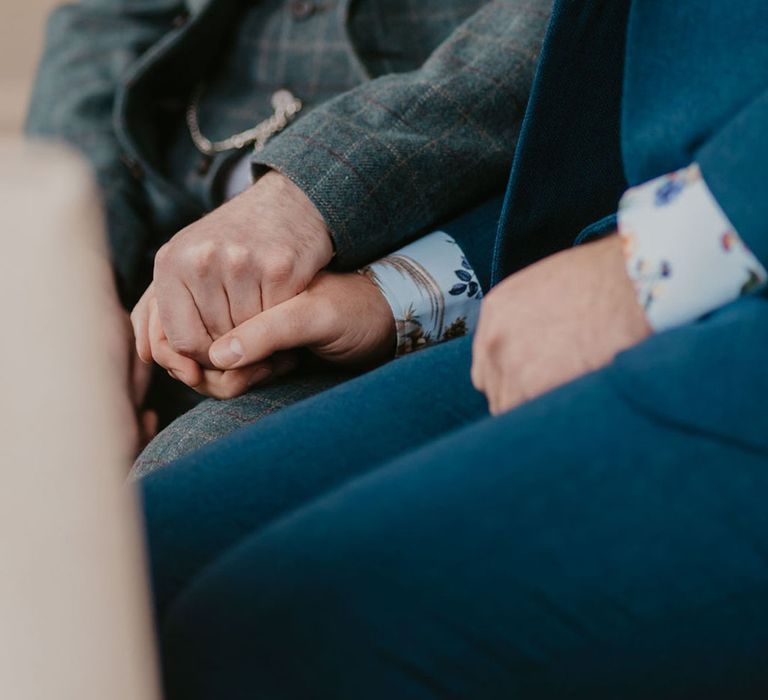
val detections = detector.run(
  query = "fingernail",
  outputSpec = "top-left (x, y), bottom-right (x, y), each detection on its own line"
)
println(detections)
top-left (167, 369), bottom-right (178, 380)
top-left (210, 337), bottom-right (245, 368)
top-left (248, 367), bottom-right (272, 387)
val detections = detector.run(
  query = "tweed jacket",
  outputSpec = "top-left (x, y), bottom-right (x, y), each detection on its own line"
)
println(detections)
top-left (26, 0), bottom-right (550, 305)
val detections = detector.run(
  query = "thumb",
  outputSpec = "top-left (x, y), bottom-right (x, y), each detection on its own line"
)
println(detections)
top-left (208, 291), bottom-right (325, 369)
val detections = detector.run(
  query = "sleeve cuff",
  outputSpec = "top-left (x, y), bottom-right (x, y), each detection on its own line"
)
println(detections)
top-left (360, 231), bottom-right (483, 356)
top-left (250, 113), bottom-right (391, 270)
top-left (618, 163), bottom-right (767, 332)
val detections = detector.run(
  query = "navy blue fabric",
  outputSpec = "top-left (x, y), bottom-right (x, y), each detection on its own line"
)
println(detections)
top-left (143, 336), bottom-right (488, 616)
top-left (493, 0), bottom-right (768, 273)
top-left (145, 308), bottom-right (768, 699)
top-left (438, 195), bottom-right (504, 293)
top-left (491, 0), bottom-right (768, 448)
top-left (623, 3), bottom-right (768, 264)
top-left (491, 0), bottom-right (631, 282)
top-left (140, 2), bottom-right (768, 697)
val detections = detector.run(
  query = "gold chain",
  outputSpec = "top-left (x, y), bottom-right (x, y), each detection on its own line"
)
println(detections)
top-left (186, 87), bottom-right (303, 157)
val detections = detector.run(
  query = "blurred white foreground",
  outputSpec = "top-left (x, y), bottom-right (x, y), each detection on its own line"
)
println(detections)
top-left (0, 140), bottom-right (159, 700)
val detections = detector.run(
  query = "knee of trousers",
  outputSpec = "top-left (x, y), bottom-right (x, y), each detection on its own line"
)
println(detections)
top-left (157, 534), bottom-right (453, 700)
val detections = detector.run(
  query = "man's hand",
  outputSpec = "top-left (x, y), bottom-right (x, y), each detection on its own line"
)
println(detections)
top-left (208, 271), bottom-right (396, 373)
top-left (132, 170), bottom-right (334, 366)
top-left (136, 290), bottom-right (297, 400)
top-left (471, 235), bottom-right (652, 415)
top-left (107, 305), bottom-right (157, 457)
top-left (139, 271), bottom-right (394, 400)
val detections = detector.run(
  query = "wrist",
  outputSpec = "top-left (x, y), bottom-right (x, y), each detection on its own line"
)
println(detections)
top-left (617, 164), bottom-right (767, 332)
top-left (256, 170), bottom-right (335, 268)
top-left (601, 234), bottom-right (653, 341)
top-left (302, 271), bottom-right (396, 365)
top-left (360, 230), bottom-right (483, 357)
top-left (354, 272), bottom-right (398, 361)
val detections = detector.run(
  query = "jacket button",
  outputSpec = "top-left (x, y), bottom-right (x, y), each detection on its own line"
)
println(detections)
top-left (121, 154), bottom-right (145, 181)
top-left (290, 0), bottom-right (315, 20)
top-left (172, 11), bottom-right (190, 28)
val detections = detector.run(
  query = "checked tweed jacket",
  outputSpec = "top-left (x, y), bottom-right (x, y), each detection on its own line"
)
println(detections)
top-left (27, 0), bottom-right (550, 305)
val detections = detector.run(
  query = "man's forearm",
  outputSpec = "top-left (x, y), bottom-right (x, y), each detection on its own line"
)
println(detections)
top-left (252, 0), bottom-right (551, 269)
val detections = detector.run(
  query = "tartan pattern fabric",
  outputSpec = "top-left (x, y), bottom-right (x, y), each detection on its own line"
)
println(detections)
top-left (167, 0), bottom-right (368, 203)
top-left (131, 368), bottom-right (354, 478)
top-left (187, 0), bottom-right (488, 137)
top-left (27, 0), bottom-right (550, 303)
top-left (25, 0), bottom-right (188, 305)
top-left (349, 0), bottom-right (485, 78)
top-left (169, 0), bottom-right (493, 215)
top-left (255, 0), bottom-right (550, 268)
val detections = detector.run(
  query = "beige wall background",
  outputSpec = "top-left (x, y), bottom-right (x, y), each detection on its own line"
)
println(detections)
top-left (1, 0), bottom-right (57, 133)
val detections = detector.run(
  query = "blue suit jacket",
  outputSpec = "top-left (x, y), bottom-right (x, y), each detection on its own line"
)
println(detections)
top-left (462, 0), bottom-right (768, 451)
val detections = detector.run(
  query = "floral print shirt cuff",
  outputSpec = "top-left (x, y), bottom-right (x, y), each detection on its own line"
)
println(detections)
top-left (618, 163), bottom-right (767, 332)
top-left (360, 231), bottom-right (483, 356)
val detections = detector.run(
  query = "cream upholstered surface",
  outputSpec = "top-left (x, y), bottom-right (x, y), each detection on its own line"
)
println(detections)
top-left (0, 0), bottom-right (55, 133)
top-left (0, 140), bottom-right (159, 700)
top-left (0, 8), bottom-right (160, 697)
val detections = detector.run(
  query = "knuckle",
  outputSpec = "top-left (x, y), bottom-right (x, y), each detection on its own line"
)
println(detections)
top-left (211, 386), bottom-right (235, 401)
top-left (262, 249), bottom-right (295, 284)
top-left (166, 334), bottom-right (198, 357)
top-left (216, 377), bottom-right (245, 401)
top-left (153, 352), bottom-right (172, 371)
top-left (482, 287), bottom-right (504, 312)
top-left (471, 332), bottom-right (488, 361)
top-left (207, 386), bottom-right (227, 401)
top-left (153, 243), bottom-right (173, 272)
top-left (485, 332), bottom-right (501, 354)
top-left (224, 244), bottom-right (253, 278)
top-left (478, 321), bottom-right (503, 352)
top-left (185, 241), bottom-right (218, 277)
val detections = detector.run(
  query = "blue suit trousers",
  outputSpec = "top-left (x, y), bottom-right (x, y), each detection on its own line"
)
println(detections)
top-left (143, 296), bottom-right (768, 700)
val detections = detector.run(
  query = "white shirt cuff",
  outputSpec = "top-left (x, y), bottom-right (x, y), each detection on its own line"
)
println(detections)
top-left (223, 152), bottom-right (255, 201)
top-left (361, 231), bottom-right (483, 356)
top-left (618, 163), bottom-right (767, 332)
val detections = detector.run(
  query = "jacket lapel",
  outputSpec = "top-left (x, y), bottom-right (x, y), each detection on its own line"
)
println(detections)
top-left (492, 0), bottom-right (631, 283)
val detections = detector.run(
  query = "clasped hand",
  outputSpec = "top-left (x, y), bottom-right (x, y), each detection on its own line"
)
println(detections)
top-left (471, 235), bottom-right (652, 415)
top-left (133, 175), bottom-right (650, 411)
top-left (131, 171), bottom-right (395, 399)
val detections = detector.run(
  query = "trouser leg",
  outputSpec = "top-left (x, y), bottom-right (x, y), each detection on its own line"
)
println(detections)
top-left (159, 365), bottom-right (768, 700)
top-left (141, 335), bottom-right (488, 615)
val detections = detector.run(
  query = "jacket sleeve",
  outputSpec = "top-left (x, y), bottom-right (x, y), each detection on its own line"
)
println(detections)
top-left (696, 85), bottom-right (768, 269)
top-left (26, 0), bottom-right (184, 170)
top-left (252, 0), bottom-right (551, 270)
top-left (25, 0), bottom-right (186, 303)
